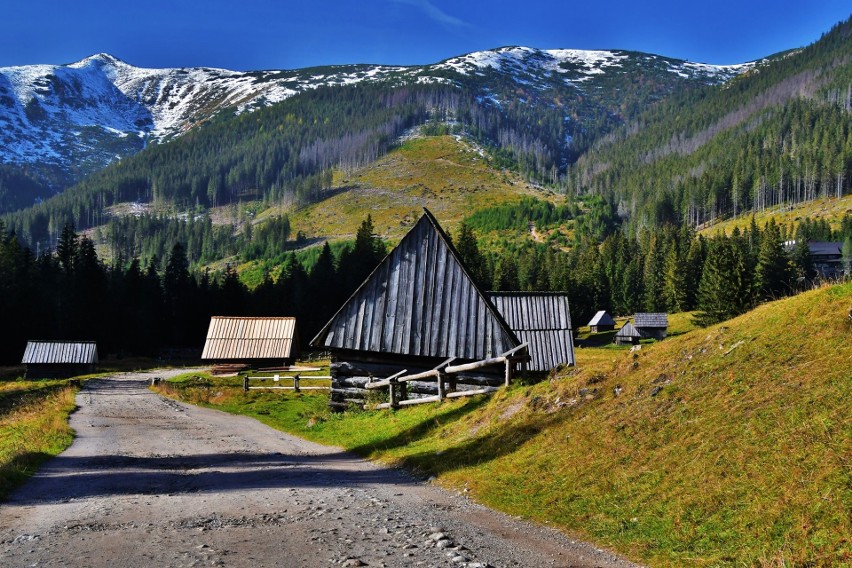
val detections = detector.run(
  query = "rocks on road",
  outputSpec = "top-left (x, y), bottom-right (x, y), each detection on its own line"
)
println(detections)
top-left (0, 371), bottom-right (638, 568)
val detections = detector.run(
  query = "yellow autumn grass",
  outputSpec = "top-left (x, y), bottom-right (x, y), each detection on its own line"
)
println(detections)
top-left (0, 383), bottom-right (78, 499)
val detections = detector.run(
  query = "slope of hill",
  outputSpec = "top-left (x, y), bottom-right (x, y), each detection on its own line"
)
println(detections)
top-left (571, 17), bottom-right (852, 230)
top-left (0, 47), bottom-right (751, 213)
top-left (697, 194), bottom-right (852, 236)
top-left (160, 282), bottom-right (852, 566)
top-left (288, 134), bottom-right (556, 241)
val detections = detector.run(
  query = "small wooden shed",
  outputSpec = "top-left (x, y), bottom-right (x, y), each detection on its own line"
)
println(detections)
top-left (634, 313), bottom-right (669, 340)
top-left (22, 340), bottom-right (98, 378)
top-left (201, 316), bottom-right (300, 370)
top-left (587, 310), bottom-right (615, 333)
top-left (488, 292), bottom-right (575, 372)
top-left (614, 322), bottom-right (641, 346)
top-left (312, 209), bottom-right (525, 409)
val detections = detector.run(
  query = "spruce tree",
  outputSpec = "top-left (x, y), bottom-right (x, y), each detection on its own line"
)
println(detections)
top-left (754, 219), bottom-right (792, 300)
top-left (695, 236), bottom-right (751, 326)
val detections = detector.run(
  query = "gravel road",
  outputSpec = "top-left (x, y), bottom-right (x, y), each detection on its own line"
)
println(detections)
top-left (0, 371), bottom-right (638, 568)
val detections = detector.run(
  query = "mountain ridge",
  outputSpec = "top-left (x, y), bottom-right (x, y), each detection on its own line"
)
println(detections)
top-left (0, 46), bottom-right (756, 209)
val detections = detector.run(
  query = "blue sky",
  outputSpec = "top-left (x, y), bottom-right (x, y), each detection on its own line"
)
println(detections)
top-left (3, 1), bottom-right (850, 70)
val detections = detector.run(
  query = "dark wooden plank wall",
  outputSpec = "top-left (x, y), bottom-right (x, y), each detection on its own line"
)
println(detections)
top-left (316, 213), bottom-right (518, 360)
top-left (487, 293), bottom-right (575, 372)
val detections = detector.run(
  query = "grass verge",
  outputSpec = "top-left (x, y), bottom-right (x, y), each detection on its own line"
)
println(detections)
top-left (0, 379), bottom-right (80, 499)
top-left (154, 283), bottom-right (852, 567)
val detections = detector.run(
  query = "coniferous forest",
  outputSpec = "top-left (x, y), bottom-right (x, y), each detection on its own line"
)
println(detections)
top-left (2, 209), bottom-right (850, 364)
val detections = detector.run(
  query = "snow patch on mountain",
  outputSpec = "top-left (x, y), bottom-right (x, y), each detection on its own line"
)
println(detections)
top-left (0, 47), bottom-right (754, 197)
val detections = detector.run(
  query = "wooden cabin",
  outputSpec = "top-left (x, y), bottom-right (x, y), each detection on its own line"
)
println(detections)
top-left (22, 340), bottom-right (98, 378)
top-left (634, 313), bottom-right (668, 340)
top-left (312, 209), bottom-right (526, 409)
top-left (614, 322), bottom-right (641, 346)
top-left (201, 317), bottom-right (300, 372)
top-left (587, 310), bottom-right (615, 332)
top-left (487, 292), bottom-right (575, 372)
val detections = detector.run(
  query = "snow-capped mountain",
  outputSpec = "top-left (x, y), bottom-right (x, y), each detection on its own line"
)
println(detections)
top-left (0, 49), bottom-right (754, 204)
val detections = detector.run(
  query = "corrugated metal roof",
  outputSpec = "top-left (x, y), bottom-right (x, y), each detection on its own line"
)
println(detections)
top-left (22, 341), bottom-right (98, 364)
top-left (487, 292), bottom-right (575, 371)
top-left (201, 317), bottom-right (299, 360)
top-left (615, 322), bottom-right (641, 338)
top-left (634, 313), bottom-right (668, 328)
top-left (588, 310), bottom-right (615, 327)
top-left (312, 209), bottom-right (520, 360)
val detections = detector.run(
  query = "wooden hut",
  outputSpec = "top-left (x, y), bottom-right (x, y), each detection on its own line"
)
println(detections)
top-left (312, 209), bottom-right (525, 409)
top-left (634, 313), bottom-right (668, 340)
top-left (487, 292), bottom-right (575, 372)
top-left (587, 310), bottom-right (615, 332)
top-left (22, 340), bottom-right (98, 378)
top-left (201, 317), bottom-right (300, 372)
top-left (614, 322), bottom-right (641, 346)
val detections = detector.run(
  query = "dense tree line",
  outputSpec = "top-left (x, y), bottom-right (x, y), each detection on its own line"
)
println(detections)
top-left (0, 217), bottom-right (385, 365)
top-left (569, 17), bottom-right (852, 231)
top-left (457, 212), bottom-right (852, 328)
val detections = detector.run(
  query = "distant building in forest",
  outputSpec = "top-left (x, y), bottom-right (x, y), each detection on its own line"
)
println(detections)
top-left (488, 292), bottom-right (575, 372)
top-left (587, 310), bottom-right (615, 333)
top-left (201, 317), bottom-right (300, 369)
top-left (634, 313), bottom-right (668, 340)
top-left (807, 241), bottom-right (845, 279)
top-left (22, 340), bottom-right (98, 378)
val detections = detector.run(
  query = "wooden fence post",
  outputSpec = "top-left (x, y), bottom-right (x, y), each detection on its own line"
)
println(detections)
top-left (504, 360), bottom-right (513, 387)
top-left (437, 371), bottom-right (446, 400)
top-left (243, 376), bottom-right (249, 392)
top-left (389, 377), bottom-right (399, 409)
top-left (294, 374), bottom-right (301, 393)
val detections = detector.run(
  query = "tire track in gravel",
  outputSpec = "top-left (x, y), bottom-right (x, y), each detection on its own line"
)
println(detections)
top-left (0, 371), bottom-right (639, 568)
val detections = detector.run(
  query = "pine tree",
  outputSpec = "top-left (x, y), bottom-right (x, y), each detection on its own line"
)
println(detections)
top-left (754, 219), bottom-right (792, 300)
top-left (695, 236), bottom-right (751, 326)
top-left (662, 246), bottom-right (687, 312)
top-left (455, 222), bottom-right (487, 289)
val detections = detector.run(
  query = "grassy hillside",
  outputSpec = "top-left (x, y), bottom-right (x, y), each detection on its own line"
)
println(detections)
top-left (159, 282), bottom-right (852, 566)
top-left (287, 135), bottom-right (557, 241)
top-left (698, 194), bottom-right (852, 237)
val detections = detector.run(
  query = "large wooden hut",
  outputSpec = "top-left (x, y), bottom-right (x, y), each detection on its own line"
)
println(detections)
top-left (22, 340), bottom-right (98, 378)
top-left (587, 310), bottom-right (615, 333)
top-left (201, 317), bottom-right (300, 372)
top-left (312, 209), bottom-right (526, 409)
top-left (487, 292), bottom-right (575, 372)
top-left (634, 313), bottom-right (669, 340)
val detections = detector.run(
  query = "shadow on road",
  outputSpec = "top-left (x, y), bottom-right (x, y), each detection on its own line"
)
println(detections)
top-left (9, 450), bottom-right (417, 504)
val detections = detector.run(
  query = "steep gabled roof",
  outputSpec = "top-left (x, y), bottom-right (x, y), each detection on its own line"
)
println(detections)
top-left (22, 341), bottom-right (98, 365)
top-left (588, 310), bottom-right (615, 327)
top-left (615, 322), bottom-right (641, 338)
top-left (487, 292), bottom-right (575, 371)
top-left (312, 209), bottom-right (520, 360)
top-left (201, 317), bottom-right (299, 360)
top-left (634, 313), bottom-right (668, 328)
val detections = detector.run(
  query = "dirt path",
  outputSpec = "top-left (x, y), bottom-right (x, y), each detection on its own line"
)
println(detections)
top-left (0, 371), bottom-right (638, 568)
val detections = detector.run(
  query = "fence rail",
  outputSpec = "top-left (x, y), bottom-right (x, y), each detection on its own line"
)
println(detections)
top-left (243, 368), bottom-right (331, 393)
top-left (363, 343), bottom-right (528, 410)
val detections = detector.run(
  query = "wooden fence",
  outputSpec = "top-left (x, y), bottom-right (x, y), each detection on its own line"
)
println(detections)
top-left (349, 343), bottom-right (528, 410)
top-left (243, 366), bottom-right (331, 392)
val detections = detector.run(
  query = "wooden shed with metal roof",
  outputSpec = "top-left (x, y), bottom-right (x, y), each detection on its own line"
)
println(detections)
top-left (22, 340), bottom-right (98, 378)
top-left (587, 310), bottom-right (616, 333)
top-left (487, 292), bottom-right (575, 372)
top-left (634, 312), bottom-right (669, 340)
top-left (201, 316), bottom-right (300, 369)
top-left (312, 209), bottom-right (527, 409)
